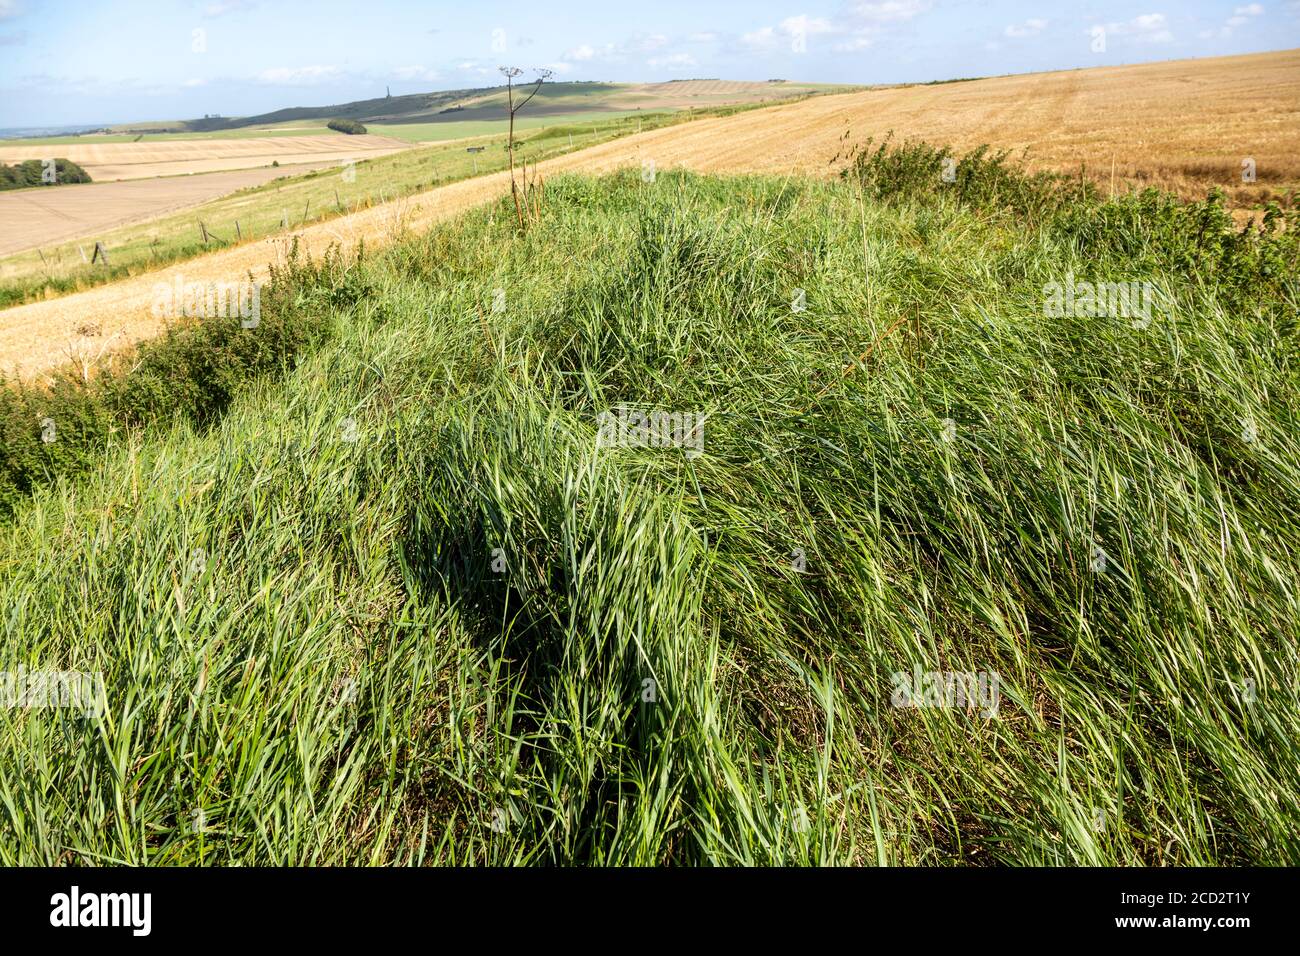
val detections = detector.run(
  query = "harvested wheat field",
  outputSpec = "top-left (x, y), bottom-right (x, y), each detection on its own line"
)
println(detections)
top-left (0, 133), bottom-right (412, 181)
top-left (3, 49), bottom-right (1296, 379)
top-left (613, 48), bottom-right (1300, 203)
top-left (0, 162), bottom-right (342, 256)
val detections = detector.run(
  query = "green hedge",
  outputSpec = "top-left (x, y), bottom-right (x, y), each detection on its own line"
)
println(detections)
top-left (327, 118), bottom-right (368, 135)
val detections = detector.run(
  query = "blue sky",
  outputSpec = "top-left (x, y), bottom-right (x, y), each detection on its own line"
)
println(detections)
top-left (1, 0), bottom-right (1297, 126)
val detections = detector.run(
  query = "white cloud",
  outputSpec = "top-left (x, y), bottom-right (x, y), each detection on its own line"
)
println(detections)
top-left (256, 65), bottom-right (343, 85)
top-left (1204, 2), bottom-right (1264, 39)
top-left (182, 77), bottom-right (206, 87)
top-left (1004, 18), bottom-right (1048, 38)
top-left (846, 0), bottom-right (931, 23)
top-left (743, 14), bottom-right (833, 52)
top-left (647, 52), bottom-right (698, 70)
top-left (0, 0), bottom-right (21, 19)
top-left (688, 31), bottom-right (718, 42)
top-left (560, 33), bottom-right (679, 66)
top-left (1100, 12), bottom-right (1174, 44)
top-left (543, 61), bottom-right (574, 74)
top-left (831, 0), bottom-right (933, 54)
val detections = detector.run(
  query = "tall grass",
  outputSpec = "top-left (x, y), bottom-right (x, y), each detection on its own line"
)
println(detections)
top-left (1, 149), bottom-right (1297, 864)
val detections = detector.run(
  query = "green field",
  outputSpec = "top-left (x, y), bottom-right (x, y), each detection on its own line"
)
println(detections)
top-left (372, 110), bottom-right (672, 143)
top-left (1, 144), bottom-right (1297, 864)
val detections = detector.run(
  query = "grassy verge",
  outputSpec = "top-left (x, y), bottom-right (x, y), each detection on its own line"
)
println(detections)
top-left (1, 148), bottom-right (1297, 865)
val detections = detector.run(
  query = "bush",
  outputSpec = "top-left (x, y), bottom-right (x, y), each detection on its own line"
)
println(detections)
top-left (327, 118), bottom-right (368, 135)
top-left (0, 158), bottom-right (92, 191)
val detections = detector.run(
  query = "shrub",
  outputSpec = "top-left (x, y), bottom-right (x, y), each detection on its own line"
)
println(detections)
top-left (0, 158), bottom-right (92, 191)
top-left (327, 118), bottom-right (368, 135)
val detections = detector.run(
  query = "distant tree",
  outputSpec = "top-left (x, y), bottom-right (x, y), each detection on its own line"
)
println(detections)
top-left (0, 159), bottom-right (92, 191)
top-left (327, 119), bottom-right (368, 135)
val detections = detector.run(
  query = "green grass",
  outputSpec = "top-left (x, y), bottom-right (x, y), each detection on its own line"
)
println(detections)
top-left (1, 147), bottom-right (1297, 865)
top-left (372, 110), bottom-right (672, 143)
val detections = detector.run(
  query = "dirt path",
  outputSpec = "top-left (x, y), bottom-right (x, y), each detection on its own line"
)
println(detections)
top-left (4, 49), bottom-right (1297, 381)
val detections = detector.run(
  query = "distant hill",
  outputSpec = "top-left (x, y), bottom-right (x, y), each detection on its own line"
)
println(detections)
top-left (177, 85), bottom-right (493, 132)
top-left (111, 80), bottom-right (852, 135)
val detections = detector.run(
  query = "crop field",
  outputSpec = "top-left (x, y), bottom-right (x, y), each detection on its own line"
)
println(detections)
top-left (0, 132), bottom-right (413, 181)
top-left (0, 125), bottom-right (334, 147)
top-left (583, 49), bottom-right (1300, 203)
top-left (0, 162), bottom-right (345, 257)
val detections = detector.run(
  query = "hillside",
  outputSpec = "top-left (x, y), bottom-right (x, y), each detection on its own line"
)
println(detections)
top-left (120, 79), bottom-right (846, 135)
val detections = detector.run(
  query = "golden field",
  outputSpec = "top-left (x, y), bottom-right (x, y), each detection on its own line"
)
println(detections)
top-left (0, 133), bottom-right (412, 181)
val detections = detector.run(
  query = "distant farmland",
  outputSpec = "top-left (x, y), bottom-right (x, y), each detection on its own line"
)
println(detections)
top-left (371, 109), bottom-right (672, 143)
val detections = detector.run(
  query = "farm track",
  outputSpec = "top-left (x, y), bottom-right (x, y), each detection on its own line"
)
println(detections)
top-left (3, 48), bottom-right (1298, 380)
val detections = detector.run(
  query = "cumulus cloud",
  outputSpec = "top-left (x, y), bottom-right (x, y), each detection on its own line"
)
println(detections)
top-left (1099, 12), bottom-right (1174, 44)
